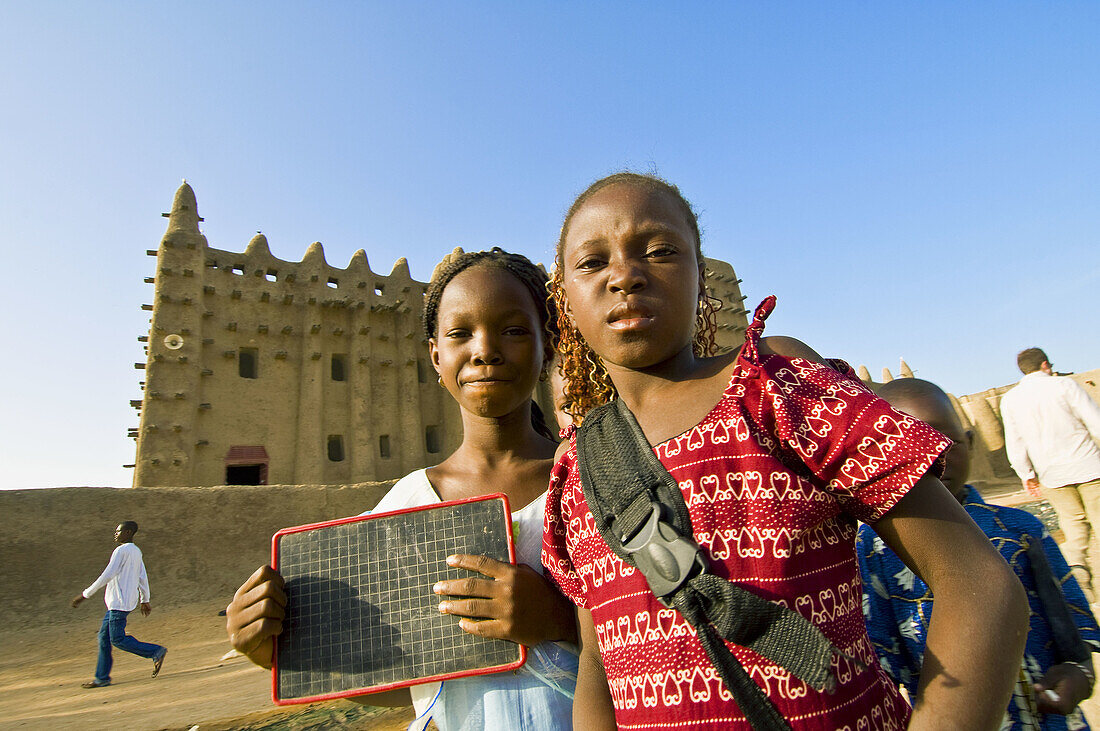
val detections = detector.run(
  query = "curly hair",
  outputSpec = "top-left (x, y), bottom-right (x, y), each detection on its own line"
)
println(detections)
top-left (549, 173), bottom-right (721, 423)
top-left (423, 247), bottom-right (559, 439)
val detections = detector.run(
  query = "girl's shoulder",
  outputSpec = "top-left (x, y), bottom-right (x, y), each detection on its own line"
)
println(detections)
top-left (757, 335), bottom-right (828, 364)
top-left (550, 426), bottom-right (578, 470)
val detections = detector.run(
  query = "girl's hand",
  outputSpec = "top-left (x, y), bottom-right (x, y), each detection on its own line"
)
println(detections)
top-left (435, 554), bottom-right (577, 647)
top-left (226, 565), bottom-right (287, 669)
top-left (1034, 663), bottom-right (1093, 715)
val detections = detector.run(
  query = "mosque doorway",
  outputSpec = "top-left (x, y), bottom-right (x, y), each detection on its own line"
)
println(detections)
top-left (225, 446), bottom-right (269, 485)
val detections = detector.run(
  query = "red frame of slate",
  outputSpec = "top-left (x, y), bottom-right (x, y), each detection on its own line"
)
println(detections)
top-left (270, 493), bottom-right (525, 705)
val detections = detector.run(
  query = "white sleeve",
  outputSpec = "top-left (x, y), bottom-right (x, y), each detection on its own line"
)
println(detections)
top-left (1066, 380), bottom-right (1100, 442)
top-left (365, 470), bottom-right (436, 516)
top-left (83, 547), bottom-right (124, 598)
top-left (138, 560), bottom-right (151, 603)
top-left (1001, 398), bottom-right (1036, 481)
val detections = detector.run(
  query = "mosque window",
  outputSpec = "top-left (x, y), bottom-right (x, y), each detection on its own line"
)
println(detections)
top-left (379, 434), bottom-right (391, 459)
top-left (331, 354), bottom-right (347, 382)
top-left (265, 269), bottom-right (278, 282)
top-left (231, 266), bottom-right (244, 276)
top-left (425, 426), bottom-right (442, 454)
top-left (374, 284), bottom-right (384, 296)
top-left (327, 277), bottom-right (339, 289)
top-left (327, 435), bottom-right (345, 462)
top-left (239, 348), bottom-right (258, 379)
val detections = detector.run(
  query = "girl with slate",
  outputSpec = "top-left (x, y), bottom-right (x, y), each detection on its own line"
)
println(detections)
top-left (541, 172), bottom-right (1029, 730)
top-left (227, 249), bottom-right (578, 730)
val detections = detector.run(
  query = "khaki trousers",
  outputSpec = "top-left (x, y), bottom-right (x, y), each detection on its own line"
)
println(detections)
top-left (1042, 477), bottom-right (1100, 602)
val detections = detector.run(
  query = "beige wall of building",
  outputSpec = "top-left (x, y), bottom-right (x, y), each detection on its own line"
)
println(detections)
top-left (0, 483), bottom-right (395, 625)
top-left (132, 184), bottom-right (751, 487)
top-left (866, 361), bottom-right (1100, 484)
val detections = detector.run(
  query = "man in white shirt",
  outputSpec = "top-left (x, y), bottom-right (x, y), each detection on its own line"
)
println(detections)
top-left (71, 521), bottom-right (167, 688)
top-left (1001, 348), bottom-right (1100, 600)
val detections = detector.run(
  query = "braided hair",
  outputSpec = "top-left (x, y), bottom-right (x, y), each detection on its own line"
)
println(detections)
top-left (423, 247), bottom-right (559, 440)
top-left (549, 173), bottom-right (721, 423)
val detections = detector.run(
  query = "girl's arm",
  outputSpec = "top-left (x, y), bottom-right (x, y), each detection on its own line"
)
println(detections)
top-left (574, 608), bottom-right (616, 730)
top-left (871, 474), bottom-right (1028, 730)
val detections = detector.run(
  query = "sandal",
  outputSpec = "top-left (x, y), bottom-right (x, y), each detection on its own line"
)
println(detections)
top-left (81, 680), bottom-right (110, 688)
top-left (152, 648), bottom-right (167, 678)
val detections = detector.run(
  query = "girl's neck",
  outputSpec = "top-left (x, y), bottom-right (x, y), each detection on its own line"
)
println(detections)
top-left (451, 406), bottom-right (555, 468)
top-left (604, 344), bottom-right (718, 407)
top-left (427, 404), bottom-right (555, 507)
top-left (603, 346), bottom-right (739, 446)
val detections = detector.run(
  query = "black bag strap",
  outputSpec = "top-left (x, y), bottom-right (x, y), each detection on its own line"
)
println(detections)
top-left (1024, 539), bottom-right (1092, 664)
top-left (578, 398), bottom-right (854, 731)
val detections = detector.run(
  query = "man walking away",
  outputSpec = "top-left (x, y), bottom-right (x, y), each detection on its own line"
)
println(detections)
top-left (71, 521), bottom-right (167, 688)
top-left (1002, 348), bottom-right (1100, 601)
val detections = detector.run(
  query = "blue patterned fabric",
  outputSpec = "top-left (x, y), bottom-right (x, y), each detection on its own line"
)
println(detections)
top-left (857, 485), bottom-right (1100, 730)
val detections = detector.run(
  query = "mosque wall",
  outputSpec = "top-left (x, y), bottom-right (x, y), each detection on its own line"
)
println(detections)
top-left (131, 184), bottom-right (752, 488)
top-left (0, 482), bottom-right (396, 625)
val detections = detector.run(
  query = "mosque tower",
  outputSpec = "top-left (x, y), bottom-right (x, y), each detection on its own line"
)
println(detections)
top-left (132, 183), bottom-right (458, 487)
top-left (132, 183), bottom-right (207, 487)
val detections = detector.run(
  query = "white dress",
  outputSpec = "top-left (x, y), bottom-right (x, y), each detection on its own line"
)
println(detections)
top-left (367, 469), bottom-right (578, 731)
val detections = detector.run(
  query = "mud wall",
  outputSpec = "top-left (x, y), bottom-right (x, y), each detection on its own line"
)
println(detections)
top-left (0, 482), bottom-right (395, 625)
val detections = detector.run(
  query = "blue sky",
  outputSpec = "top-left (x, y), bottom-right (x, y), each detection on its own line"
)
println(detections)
top-left (1, 3), bottom-right (1097, 489)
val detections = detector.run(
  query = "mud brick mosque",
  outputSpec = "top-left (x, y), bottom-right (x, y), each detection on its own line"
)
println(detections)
top-left (131, 182), bottom-right (1099, 488)
top-left (130, 183), bottom-right (751, 487)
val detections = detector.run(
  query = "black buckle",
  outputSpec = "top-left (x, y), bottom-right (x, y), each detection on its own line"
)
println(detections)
top-left (620, 503), bottom-right (708, 607)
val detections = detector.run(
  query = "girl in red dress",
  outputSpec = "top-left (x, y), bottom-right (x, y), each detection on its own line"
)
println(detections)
top-left (541, 172), bottom-right (1028, 730)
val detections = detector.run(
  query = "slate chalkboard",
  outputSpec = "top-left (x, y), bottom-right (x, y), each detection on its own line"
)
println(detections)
top-left (271, 494), bottom-right (525, 704)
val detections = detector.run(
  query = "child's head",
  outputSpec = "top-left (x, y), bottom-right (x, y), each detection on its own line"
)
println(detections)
top-left (875, 379), bottom-right (972, 501)
top-left (423, 248), bottom-right (557, 435)
top-left (549, 173), bottom-right (720, 420)
top-left (557, 173), bottom-right (704, 262)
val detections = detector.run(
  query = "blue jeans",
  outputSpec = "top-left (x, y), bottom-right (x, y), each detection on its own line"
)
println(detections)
top-left (94, 609), bottom-right (164, 683)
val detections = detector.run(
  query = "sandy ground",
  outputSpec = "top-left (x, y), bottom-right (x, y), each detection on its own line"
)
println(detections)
top-left (0, 600), bottom-right (415, 730)
top-left (4, 484), bottom-right (1099, 729)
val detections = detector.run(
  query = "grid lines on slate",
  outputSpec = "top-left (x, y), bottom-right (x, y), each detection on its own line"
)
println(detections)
top-left (275, 497), bottom-right (520, 700)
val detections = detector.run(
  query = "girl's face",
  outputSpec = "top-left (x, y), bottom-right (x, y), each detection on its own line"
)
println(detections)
top-left (429, 266), bottom-right (545, 419)
top-left (560, 183), bottom-right (702, 371)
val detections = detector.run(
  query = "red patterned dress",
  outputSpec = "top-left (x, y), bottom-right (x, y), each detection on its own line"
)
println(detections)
top-left (542, 298), bottom-right (951, 729)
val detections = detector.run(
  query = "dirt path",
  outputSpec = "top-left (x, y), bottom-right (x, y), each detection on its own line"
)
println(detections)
top-left (5, 484), bottom-right (1098, 729)
top-left (0, 600), bottom-right (415, 730)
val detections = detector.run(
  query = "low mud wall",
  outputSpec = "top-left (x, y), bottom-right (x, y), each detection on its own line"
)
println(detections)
top-left (0, 482), bottom-right (395, 625)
